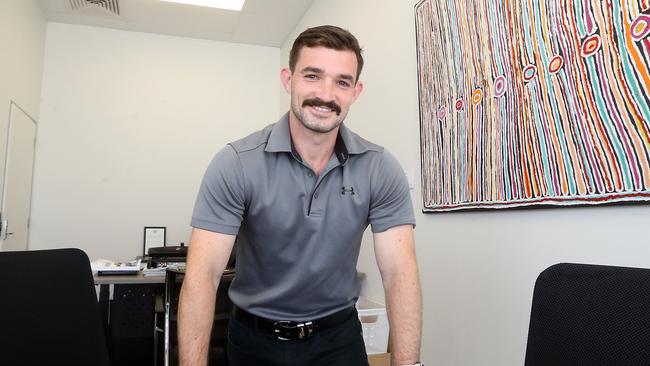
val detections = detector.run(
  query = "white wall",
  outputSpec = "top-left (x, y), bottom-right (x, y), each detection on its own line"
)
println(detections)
top-left (30, 23), bottom-right (281, 261)
top-left (282, 1), bottom-right (650, 365)
top-left (0, 0), bottom-right (46, 202)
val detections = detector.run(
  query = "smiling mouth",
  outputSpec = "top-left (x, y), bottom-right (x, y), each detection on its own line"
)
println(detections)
top-left (312, 105), bottom-right (333, 113)
top-left (303, 98), bottom-right (341, 116)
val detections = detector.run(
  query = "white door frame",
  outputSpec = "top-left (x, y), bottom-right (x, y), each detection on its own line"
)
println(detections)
top-left (0, 100), bottom-right (38, 250)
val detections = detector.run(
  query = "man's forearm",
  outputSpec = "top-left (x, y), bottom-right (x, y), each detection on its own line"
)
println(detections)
top-left (178, 229), bottom-right (236, 366)
top-left (178, 274), bottom-right (218, 366)
top-left (384, 267), bottom-right (422, 366)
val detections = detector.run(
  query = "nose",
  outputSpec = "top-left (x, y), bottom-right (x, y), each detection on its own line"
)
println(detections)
top-left (315, 79), bottom-right (335, 101)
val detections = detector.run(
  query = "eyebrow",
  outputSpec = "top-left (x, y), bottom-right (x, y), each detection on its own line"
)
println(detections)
top-left (300, 66), bottom-right (356, 83)
top-left (300, 66), bottom-right (323, 75)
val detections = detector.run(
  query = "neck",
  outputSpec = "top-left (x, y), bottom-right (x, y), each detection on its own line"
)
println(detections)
top-left (288, 114), bottom-right (339, 176)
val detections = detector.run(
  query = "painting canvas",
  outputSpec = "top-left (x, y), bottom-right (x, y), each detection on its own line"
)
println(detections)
top-left (415, 0), bottom-right (650, 211)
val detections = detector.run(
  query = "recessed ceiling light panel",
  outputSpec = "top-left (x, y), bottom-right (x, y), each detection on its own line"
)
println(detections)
top-left (160, 0), bottom-right (245, 11)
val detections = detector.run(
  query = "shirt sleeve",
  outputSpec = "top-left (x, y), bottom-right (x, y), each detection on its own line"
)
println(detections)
top-left (191, 145), bottom-right (246, 235)
top-left (368, 149), bottom-right (416, 233)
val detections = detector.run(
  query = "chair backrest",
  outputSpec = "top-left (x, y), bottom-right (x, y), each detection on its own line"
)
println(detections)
top-left (524, 262), bottom-right (650, 365)
top-left (0, 248), bottom-right (111, 366)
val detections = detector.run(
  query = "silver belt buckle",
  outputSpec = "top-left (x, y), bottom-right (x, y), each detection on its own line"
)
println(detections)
top-left (273, 320), bottom-right (314, 341)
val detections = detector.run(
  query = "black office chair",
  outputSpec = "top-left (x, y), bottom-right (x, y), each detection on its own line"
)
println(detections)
top-left (0, 248), bottom-right (111, 366)
top-left (524, 263), bottom-right (650, 365)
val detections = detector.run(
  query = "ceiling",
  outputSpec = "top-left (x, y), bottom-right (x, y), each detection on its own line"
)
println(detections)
top-left (36, 0), bottom-right (316, 47)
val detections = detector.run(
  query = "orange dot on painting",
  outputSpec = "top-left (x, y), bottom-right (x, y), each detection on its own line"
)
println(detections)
top-left (631, 15), bottom-right (650, 41)
top-left (582, 34), bottom-right (601, 57)
top-left (472, 89), bottom-right (483, 105)
top-left (549, 55), bottom-right (564, 74)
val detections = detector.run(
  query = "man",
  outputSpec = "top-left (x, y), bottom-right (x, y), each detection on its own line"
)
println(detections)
top-left (178, 25), bottom-right (422, 366)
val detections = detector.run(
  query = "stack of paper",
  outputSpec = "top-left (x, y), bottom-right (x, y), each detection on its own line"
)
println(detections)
top-left (142, 263), bottom-right (185, 276)
top-left (92, 259), bottom-right (142, 275)
top-left (142, 266), bottom-right (167, 276)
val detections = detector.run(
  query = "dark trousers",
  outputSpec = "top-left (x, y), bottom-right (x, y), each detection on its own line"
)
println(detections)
top-left (227, 310), bottom-right (369, 366)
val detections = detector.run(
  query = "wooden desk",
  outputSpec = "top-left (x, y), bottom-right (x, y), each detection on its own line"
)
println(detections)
top-left (93, 269), bottom-right (236, 366)
top-left (94, 272), bottom-right (167, 365)
top-left (96, 270), bottom-right (364, 365)
top-left (94, 272), bottom-right (166, 335)
top-left (94, 272), bottom-right (166, 285)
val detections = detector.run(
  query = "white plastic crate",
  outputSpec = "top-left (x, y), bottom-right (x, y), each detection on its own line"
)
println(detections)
top-left (356, 297), bottom-right (389, 354)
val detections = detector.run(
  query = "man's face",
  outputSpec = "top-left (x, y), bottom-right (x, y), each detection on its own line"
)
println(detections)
top-left (281, 46), bottom-right (363, 134)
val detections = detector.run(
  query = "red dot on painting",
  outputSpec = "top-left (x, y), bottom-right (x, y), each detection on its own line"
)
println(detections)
top-left (472, 89), bottom-right (483, 105)
top-left (549, 55), bottom-right (564, 74)
top-left (582, 34), bottom-right (601, 57)
top-left (631, 15), bottom-right (650, 41)
top-left (494, 75), bottom-right (507, 97)
top-left (455, 98), bottom-right (463, 111)
top-left (522, 64), bottom-right (537, 82)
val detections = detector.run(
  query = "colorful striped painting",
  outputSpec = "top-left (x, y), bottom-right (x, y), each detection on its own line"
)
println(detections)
top-left (415, 0), bottom-right (650, 211)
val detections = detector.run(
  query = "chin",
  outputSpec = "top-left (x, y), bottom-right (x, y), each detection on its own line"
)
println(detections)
top-left (303, 120), bottom-right (340, 134)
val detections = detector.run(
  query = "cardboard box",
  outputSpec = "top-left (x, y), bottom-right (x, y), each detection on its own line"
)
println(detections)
top-left (368, 352), bottom-right (390, 366)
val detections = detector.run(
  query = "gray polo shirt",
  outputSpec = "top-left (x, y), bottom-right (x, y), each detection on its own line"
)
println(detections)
top-left (191, 113), bottom-right (415, 320)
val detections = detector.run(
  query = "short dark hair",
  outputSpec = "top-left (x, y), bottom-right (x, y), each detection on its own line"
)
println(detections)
top-left (289, 25), bottom-right (364, 82)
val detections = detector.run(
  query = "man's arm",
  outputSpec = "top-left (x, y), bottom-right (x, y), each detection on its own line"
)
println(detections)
top-left (178, 228), bottom-right (236, 366)
top-left (373, 224), bottom-right (422, 366)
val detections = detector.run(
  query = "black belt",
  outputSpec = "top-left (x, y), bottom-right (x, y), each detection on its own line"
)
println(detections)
top-left (231, 305), bottom-right (356, 341)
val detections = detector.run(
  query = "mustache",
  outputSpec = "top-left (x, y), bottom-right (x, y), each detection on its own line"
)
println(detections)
top-left (302, 98), bottom-right (342, 116)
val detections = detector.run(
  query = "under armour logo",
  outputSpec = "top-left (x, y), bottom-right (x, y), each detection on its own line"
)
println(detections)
top-left (341, 186), bottom-right (355, 195)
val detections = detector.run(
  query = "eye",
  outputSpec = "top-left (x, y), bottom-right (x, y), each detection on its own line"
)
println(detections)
top-left (337, 80), bottom-right (352, 88)
top-left (304, 74), bottom-right (319, 80)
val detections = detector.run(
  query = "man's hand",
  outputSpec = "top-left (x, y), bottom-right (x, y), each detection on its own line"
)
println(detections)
top-left (373, 225), bottom-right (422, 366)
top-left (178, 228), bottom-right (236, 366)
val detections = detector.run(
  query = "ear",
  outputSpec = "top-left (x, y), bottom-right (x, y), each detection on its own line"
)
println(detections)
top-left (351, 80), bottom-right (364, 103)
top-left (280, 67), bottom-right (292, 94)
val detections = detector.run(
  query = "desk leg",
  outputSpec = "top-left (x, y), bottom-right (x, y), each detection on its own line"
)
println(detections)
top-left (98, 284), bottom-right (110, 341)
top-left (164, 271), bottom-right (175, 366)
top-left (154, 293), bottom-right (164, 366)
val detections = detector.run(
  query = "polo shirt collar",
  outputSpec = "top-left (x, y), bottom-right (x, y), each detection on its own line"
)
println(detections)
top-left (265, 112), bottom-right (377, 163)
top-left (265, 113), bottom-right (293, 153)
